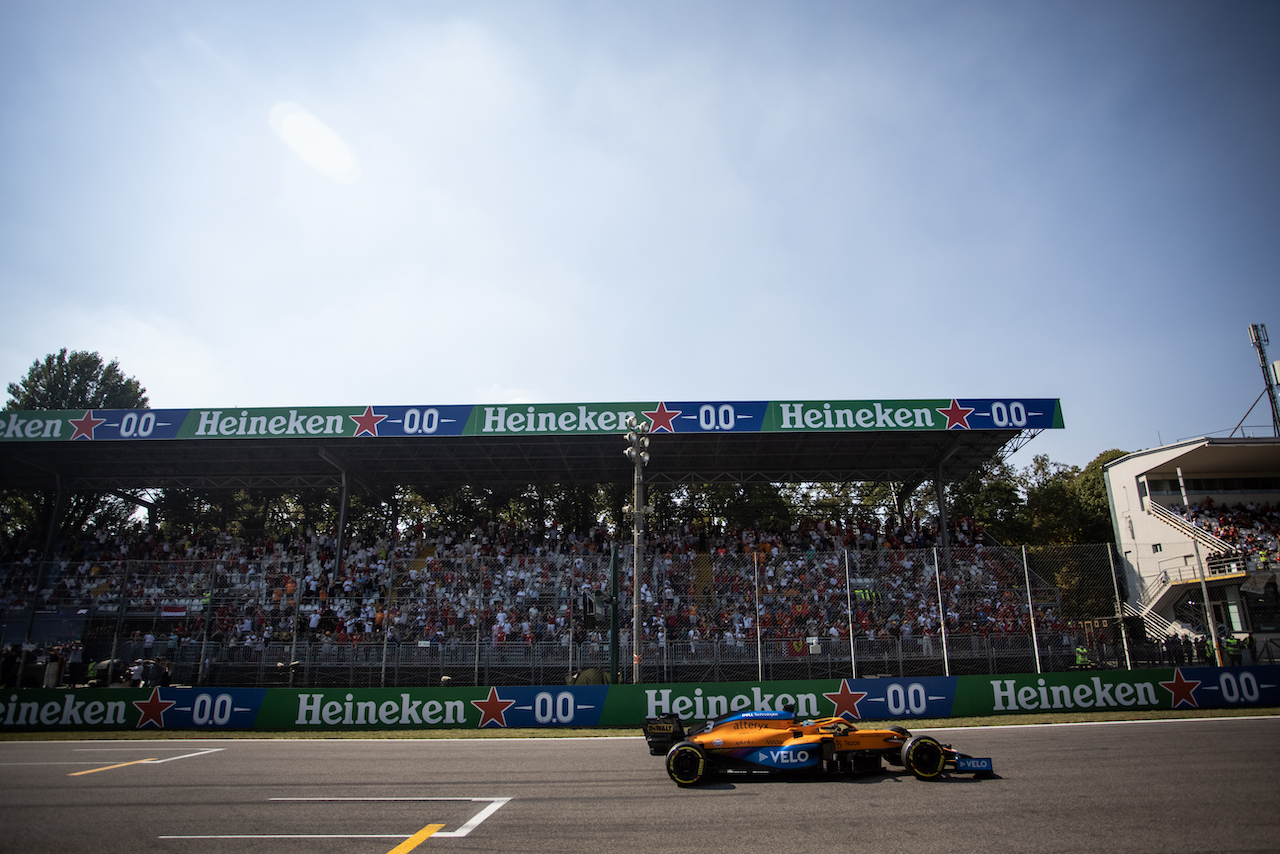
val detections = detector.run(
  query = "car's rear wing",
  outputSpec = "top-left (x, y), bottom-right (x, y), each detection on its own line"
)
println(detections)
top-left (642, 713), bottom-right (687, 755)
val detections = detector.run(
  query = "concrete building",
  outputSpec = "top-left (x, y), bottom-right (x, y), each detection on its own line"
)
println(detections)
top-left (1103, 437), bottom-right (1280, 642)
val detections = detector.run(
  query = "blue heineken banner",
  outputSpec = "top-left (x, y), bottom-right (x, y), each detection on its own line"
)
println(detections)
top-left (0, 398), bottom-right (1064, 443)
top-left (0, 687), bottom-right (265, 730)
top-left (2, 666), bottom-right (1271, 733)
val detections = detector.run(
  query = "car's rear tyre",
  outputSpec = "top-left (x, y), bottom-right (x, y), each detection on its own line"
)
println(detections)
top-left (666, 740), bottom-right (708, 787)
top-left (902, 736), bottom-right (947, 780)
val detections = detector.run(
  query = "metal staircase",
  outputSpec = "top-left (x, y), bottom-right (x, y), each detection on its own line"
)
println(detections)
top-left (1123, 599), bottom-right (1197, 639)
top-left (1147, 501), bottom-right (1233, 555)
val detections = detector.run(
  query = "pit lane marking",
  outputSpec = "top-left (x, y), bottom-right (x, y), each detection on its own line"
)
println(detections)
top-left (68, 758), bottom-right (157, 776)
top-left (387, 823), bottom-right (447, 853)
top-left (66, 746), bottom-right (223, 775)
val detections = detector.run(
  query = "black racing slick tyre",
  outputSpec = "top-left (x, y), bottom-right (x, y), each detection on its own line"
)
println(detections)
top-left (666, 740), bottom-right (708, 787)
top-left (902, 736), bottom-right (947, 781)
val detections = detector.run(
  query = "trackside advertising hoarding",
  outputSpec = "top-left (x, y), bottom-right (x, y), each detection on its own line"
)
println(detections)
top-left (0, 398), bottom-right (1064, 443)
top-left (2, 667), bottom-right (1274, 732)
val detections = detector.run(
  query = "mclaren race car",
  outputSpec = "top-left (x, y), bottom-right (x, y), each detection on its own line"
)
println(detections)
top-left (643, 708), bottom-right (993, 786)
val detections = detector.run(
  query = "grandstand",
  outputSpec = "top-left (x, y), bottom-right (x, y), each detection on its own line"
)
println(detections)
top-left (3, 396), bottom-right (1166, 688)
top-left (2, 524), bottom-right (1095, 688)
top-left (1104, 437), bottom-right (1280, 648)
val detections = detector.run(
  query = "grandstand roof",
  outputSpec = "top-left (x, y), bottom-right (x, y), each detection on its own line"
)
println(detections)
top-left (1103, 436), bottom-right (1280, 481)
top-left (0, 398), bottom-right (1060, 493)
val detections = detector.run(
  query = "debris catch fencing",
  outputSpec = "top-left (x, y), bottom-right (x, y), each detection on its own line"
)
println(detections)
top-left (3, 542), bottom-right (1173, 688)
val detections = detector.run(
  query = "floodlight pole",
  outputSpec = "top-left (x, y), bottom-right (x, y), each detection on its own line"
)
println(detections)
top-left (631, 436), bottom-right (645, 685)
top-left (624, 418), bottom-right (651, 684)
top-left (1248, 324), bottom-right (1280, 437)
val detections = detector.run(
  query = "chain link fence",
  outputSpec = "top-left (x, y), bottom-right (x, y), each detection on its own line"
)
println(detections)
top-left (2, 540), bottom-right (1266, 689)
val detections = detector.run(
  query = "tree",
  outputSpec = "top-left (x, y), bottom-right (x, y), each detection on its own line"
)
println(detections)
top-left (5, 348), bottom-right (148, 411)
top-left (949, 459), bottom-right (1027, 543)
top-left (1075, 449), bottom-right (1129, 543)
top-left (947, 449), bottom-right (1129, 548)
top-left (2, 349), bottom-right (149, 550)
top-left (1020, 455), bottom-right (1085, 544)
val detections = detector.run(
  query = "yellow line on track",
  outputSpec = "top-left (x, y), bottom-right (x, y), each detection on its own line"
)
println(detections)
top-left (386, 823), bottom-right (446, 854)
top-left (68, 758), bottom-right (156, 776)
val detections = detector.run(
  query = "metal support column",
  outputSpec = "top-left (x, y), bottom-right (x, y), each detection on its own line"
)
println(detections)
top-left (1178, 466), bottom-right (1224, 666)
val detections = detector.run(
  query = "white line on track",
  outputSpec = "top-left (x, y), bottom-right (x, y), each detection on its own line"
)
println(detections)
top-left (268, 796), bottom-right (510, 838)
top-left (143, 747), bottom-right (224, 763)
top-left (73, 747), bottom-right (213, 750)
top-left (162, 796), bottom-right (511, 840)
top-left (0, 746), bottom-right (224, 769)
top-left (161, 835), bottom-right (415, 840)
top-left (918, 714), bottom-right (1280, 732)
top-left (0, 762), bottom-right (128, 766)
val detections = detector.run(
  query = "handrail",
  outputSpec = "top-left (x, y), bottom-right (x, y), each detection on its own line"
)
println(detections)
top-left (1123, 600), bottom-right (1172, 636)
top-left (1205, 552), bottom-right (1251, 575)
top-left (1137, 572), bottom-right (1171, 610)
top-left (1147, 501), bottom-right (1233, 554)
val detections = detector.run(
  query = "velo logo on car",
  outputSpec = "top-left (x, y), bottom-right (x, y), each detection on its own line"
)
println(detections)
top-left (753, 745), bottom-right (818, 768)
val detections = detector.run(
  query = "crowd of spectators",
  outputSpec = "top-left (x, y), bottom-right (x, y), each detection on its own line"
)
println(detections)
top-left (0, 511), bottom-right (1066, 665)
top-left (1170, 499), bottom-right (1279, 566)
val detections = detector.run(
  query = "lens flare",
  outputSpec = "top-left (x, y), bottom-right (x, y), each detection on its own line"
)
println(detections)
top-left (269, 102), bottom-right (362, 184)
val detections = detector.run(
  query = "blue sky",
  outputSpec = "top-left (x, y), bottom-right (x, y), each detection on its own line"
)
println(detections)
top-left (1, 1), bottom-right (1277, 470)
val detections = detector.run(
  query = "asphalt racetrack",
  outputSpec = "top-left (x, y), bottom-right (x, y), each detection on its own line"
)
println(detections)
top-left (2, 717), bottom-right (1278, 854)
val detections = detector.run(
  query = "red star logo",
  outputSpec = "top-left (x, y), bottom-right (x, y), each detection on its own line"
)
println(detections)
top-left (642, 402), bottom-right (681, 433)
top-left (471, 686), bottom-right (516, 728)
top-left (1160, 668), bottom-right (1201, 709)
top-left (823, 679), bottom-right (870, 720)
top-left (69, 410), bottom-right (106, 441)
top-left (937, 399), bottom-right (975, 430)
top-left (132, 687), bottom-right (176, 729)
top-left (350, 406), bottom-right (387, 437)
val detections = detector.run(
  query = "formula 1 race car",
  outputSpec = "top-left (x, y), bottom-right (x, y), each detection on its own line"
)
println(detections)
top-left (643, 708), bottom-right (993, 786)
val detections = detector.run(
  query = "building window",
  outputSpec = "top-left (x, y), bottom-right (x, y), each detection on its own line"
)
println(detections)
top-left (1152, 544), bottom-right (1163, 554)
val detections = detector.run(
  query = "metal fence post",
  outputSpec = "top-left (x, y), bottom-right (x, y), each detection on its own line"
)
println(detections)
top-left (933, 547), bottom-right (951, 677)
top-left (1177, 466), bottom-right (1225, 665)
top-left (288, 557), bottom-right (300, 687)
top-left (1022, 546), bottom-right (1042, 674)
top-left (473, 557), bottom-right (482, 686)
top-left (380, 559), bottom-right (396, 688)
top-left (843, 548), bottom-right (857, 679)
top-left (753, 551), bottom-right (762, 682)
top-left (1107, 544), bottom-right (1133, 670)
top-left (107, 561), bottom-right (131, 686)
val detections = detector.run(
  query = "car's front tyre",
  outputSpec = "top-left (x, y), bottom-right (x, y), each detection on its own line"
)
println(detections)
top-left (902, 735), bottom-right (947, 780)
